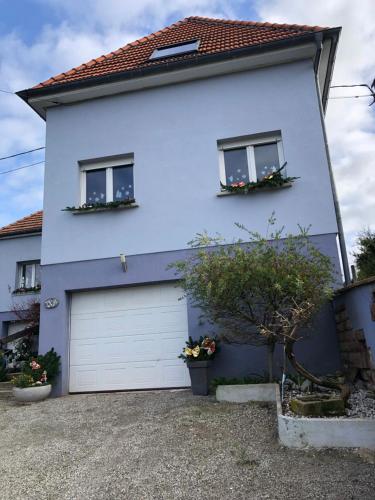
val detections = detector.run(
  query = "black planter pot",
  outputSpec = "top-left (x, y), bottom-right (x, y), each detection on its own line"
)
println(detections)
top-left (187, 360), bottom-right (212, 396)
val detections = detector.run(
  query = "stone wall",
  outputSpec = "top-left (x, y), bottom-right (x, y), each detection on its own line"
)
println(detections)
top-left (334, 279), bottom-right (375, 389)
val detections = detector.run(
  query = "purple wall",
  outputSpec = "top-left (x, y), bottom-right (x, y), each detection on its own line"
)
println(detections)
top-left (39, 233), bottom-right (342, 396)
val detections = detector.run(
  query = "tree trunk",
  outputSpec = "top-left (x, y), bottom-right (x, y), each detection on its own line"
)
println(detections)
top-left (267, 342), bottom-right (275, 383)
top-left (285, 341), bottom-right (350, 401)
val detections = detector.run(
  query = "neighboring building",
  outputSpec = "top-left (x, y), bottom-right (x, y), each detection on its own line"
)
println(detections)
top-left (15, 16), bottom-right (346, 395)
top-left (0, 212), bottom-right (42, 348)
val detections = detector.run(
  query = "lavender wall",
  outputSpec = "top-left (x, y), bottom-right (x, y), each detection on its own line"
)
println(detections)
top-left (0, 234), bottom-right (41, 340)
top-left (39, 233), bottom-right (342, 395)
top-left (42, 59), bottom-right (338, 265)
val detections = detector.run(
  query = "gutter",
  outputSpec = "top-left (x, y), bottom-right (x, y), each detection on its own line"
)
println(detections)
top-left (313, 31), bottom-right (350, 285)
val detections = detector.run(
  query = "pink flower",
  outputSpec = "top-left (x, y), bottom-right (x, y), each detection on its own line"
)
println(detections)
top-left (30, 360), bottom-right (41, 370)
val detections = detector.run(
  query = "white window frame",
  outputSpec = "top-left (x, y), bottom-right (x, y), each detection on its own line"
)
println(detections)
top-left (218, 135), bottom-right (285, 186)
top-left (80, 157), bottom-right (134, 205)
top-left (17, 261), bottom-right (40, 289)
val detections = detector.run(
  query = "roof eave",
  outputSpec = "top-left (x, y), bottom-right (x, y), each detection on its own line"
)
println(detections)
top-left (17, 29), bottom-right (340, 118)
top-left (0, 229), bottom-right (42, 240)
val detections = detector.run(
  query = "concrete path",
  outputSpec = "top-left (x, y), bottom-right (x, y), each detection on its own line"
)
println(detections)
top-left (0, 390), bottom-right (374, 499)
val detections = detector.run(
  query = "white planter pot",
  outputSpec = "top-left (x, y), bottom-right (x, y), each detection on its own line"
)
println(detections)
top-left (13, 384), bottom-right (52, 403)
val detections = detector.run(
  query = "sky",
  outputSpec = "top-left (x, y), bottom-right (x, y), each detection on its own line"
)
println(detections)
top-left (0, 0), bottom-right (374, 263)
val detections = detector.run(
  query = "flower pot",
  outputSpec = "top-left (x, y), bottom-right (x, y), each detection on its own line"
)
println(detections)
top-left (187, 360), bottom-right (212, 396)
top-left (13, 384), bottom-right (51, 403)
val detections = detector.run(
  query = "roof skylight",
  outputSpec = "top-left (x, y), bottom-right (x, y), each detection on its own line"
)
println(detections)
top-left (149, 40), bottom-right (200, 60)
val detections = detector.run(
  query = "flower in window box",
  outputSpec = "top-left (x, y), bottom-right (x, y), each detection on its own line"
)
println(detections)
top-left (231, 181), bottom-right (246, 188)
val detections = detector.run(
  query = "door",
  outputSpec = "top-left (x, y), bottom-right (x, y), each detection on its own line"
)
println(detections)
top-left (69, 283), bottom-right (190, 392)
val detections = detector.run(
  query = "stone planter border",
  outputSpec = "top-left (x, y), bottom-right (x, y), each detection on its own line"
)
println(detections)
top-left (216, 383), bottom-right (375, 449)
top-left (275, 387), bottom-right (375, 449)
top-left (216, 383), bottom-right (278, 403)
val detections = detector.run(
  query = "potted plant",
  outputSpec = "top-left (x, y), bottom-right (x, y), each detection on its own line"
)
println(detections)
top-left (180, 336), bottom-right (219, 395)
top-left (11, 348), bottom-right (60, 403)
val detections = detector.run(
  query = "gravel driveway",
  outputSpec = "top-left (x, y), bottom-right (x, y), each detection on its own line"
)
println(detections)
top-left (0, 390), bottom-right (374, 500)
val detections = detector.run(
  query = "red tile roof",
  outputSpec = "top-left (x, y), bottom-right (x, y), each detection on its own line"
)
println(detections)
top-left (0, 211), bottom-right (43, 238)
top-left (34, 16), bottom-right (330, 90)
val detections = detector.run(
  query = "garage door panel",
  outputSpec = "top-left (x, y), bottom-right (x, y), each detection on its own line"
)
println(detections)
top-left (71, 308), bottom-right (187, 340)
top-left (69, 284), bottom-right (190, 392)
top-left (162, 362), bottom-right (190, 386)
top-left (70, 362), bottom-right (189, 392)
top-left (71, 367), bottom-right (98, 390)
top-left (71, 286), bottom-right (184, 315)
top-left (71, 331), bottom-right (188, 366)
top-left (69, 340), bottom-right (97, 365)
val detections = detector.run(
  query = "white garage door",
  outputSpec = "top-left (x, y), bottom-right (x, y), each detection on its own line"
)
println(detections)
top-left (69, 283), bottom-right (190, 392)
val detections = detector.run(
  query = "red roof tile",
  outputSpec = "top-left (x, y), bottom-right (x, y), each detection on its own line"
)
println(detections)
top-left (34, 16), bottom-right (331, 90)
top-left (0, 211), bottom-right (43, 238)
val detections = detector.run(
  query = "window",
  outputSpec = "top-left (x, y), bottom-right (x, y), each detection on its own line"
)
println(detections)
top-left (218, 135), bottom-right (284, 187)
top-left (150, 40), bottom-right (200, 60)
top-left (80, 156), bottom-right (134, 205)
top-left (17, 261), bottom-right (41, 289)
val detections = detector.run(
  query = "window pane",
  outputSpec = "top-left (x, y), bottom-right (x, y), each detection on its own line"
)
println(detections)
top-left (21, 264), bottom-right (33, 288)
top-left (113, 165), bottom-right (134, 201)
top-left (223, 148), bottom-right (249, 185)
top-left (150, 40), bottom-right (199, 60)
top-left (86, 169), bottom-right (106, 204)
top-left (34, 264), bottom-right (41, 287)
top-left (254, 143), bottom-right (280, 180)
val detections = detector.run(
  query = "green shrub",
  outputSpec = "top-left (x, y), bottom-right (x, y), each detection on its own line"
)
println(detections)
top-left (22, 348), bottom-right (61, 385)
top-left (211, 374), bottom-right (267, 389)
top-left (11, 373), bottom-right (34, 388)
top-left (353, 229), bottom-right (375, 280)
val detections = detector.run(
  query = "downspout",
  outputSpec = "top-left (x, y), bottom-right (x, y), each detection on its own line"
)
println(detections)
top-left (313, 33), bottom-right (351, 285)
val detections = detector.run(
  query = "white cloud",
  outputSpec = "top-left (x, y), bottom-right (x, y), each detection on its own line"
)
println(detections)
top-left (254, 0), bottom-right (375, 262)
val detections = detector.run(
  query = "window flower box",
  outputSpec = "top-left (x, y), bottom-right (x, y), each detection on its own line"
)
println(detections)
top-left (219, 164), bottom-right (298, 195)
top-left (62, 199), bottom-right (138, 214)
top-left (12, 285), bottom-right (41, 295)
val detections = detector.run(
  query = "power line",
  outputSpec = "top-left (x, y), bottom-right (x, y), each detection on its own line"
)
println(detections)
top-left (0, 89), bottom-right (14, 95)
top-left (329, 94), bottom-right (373, 100)
top-left (0, 146), bottom-right (45, 161)
top-left (330, 80), bottom-right (375, 105)
top-left (330, 84), bottom-right (370, 89)
top-left (0, 161), bottom-right (45, 175)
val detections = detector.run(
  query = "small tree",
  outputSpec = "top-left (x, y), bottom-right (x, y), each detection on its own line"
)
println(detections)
top-left (171, 217), bottom-right (348, 396)
top-left (353, 229), bottom-right (375, 280)
top-left (11, 300), bottom-right (40, 336)
top-left (10, 300), bottom-right (40, 361)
